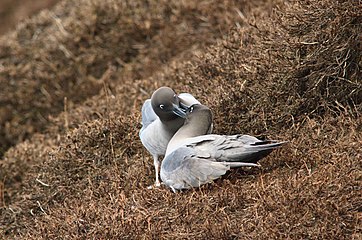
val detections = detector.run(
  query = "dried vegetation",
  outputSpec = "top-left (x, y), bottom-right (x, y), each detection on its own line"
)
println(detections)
top-left (0, 0), bottom-right (361, 239)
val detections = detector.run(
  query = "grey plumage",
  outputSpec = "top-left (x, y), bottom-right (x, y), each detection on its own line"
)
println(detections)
top-left (139, 87), bottom-right (202, 187)
top-left (161, 145), bottom-right (260, 191)
top-left (161, 104), bottom-right (286, 191)
top-left (140, 99), bottom-right (158, 131)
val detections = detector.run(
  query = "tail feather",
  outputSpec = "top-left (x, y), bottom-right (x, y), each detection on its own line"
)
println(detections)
top-left (221, 161), bottom-right (260, 168)
top-left (220, 141), bottom-right (286, 164)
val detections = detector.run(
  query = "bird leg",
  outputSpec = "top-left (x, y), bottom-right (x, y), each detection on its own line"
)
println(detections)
top-left (153, 155), bottom-right (161, 187)
top-left (147, 155), bottom-right (161, 189)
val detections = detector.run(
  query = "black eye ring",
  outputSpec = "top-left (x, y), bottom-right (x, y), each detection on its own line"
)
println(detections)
top-left (159, 104), bottom-right (164, 109)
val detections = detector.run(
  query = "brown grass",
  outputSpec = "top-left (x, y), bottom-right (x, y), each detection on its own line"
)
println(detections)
top-left (0, 0), bottom-right (59, 35)
top-left (0, 0), bottom-right (251, 156)
top-left (1, 0), bottom-right (361, 239)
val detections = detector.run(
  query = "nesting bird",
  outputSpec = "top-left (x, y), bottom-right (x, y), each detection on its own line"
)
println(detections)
top-left (160, 104), bottom-right (286, 192)
top-left (139, 87), bottom-right (206, 187)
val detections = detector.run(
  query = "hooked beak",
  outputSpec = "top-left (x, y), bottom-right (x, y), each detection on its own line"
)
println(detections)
top-left (172, 103), bottom-right (187, 118)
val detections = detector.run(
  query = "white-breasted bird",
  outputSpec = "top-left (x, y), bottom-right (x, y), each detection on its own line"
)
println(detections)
top-left (139, 87), bottom-right (207, 187)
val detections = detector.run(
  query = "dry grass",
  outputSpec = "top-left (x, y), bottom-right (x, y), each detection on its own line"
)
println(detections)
top-left (0, 0), bottom-right (59, 35)
top-left (0, 0), bottom-right (361, 239)
top-left (0, 0), bottom-right (251, 156)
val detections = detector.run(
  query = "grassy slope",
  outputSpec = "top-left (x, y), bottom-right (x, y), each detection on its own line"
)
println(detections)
top-left (0, 0), bottom-right (249, 155)
top-left (1, 0), bottom-right (361, 239)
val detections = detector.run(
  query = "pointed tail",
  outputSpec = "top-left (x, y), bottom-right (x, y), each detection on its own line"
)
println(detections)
top-left (221, 140), bottom-right (287, 164)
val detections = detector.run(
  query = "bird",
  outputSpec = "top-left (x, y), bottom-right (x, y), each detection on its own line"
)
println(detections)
top-left (160, 104), bottom-right (286, 192)
top-left (139, 87), bottom-right (208, 188)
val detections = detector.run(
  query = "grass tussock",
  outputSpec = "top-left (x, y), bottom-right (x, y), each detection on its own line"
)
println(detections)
top-left (0, 0), bottom-right (361, 239)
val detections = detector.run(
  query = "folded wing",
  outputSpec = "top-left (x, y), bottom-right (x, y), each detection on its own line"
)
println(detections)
top-left (192, 134), bottom-right (286, 164)
top-left (140, 99), bottom-right (158, 130)
top-left (161, 146), bottom-right (259, 190)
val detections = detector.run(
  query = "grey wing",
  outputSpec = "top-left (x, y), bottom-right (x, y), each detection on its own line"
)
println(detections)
top-left (192, 134), bottom-right (285, 164)
top-left (160, 147), bottom-right (258, 190)
top-left (141, 99), bottom-right (158, 128)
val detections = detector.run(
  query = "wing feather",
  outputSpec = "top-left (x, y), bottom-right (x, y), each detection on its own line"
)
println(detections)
top-left (161, 146), bottom-right (258, 190)
top-left (140, 99), bottom-right (158, 129)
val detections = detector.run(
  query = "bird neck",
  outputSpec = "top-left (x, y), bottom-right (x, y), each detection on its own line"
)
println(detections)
top-left (160, 117), bottom-right (185, 135)
top-left (170, 113), bottom-right (212, 143)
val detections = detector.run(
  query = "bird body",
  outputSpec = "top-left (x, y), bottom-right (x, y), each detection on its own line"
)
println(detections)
top-left (140, 112), bottom-right (175, 158)
top-left (161, 104), bottom-right (286, 192)
top-left (139, 87), bottom-right (201, 187)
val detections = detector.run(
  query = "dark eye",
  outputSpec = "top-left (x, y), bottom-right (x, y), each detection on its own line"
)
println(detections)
top-left (189, 106), bottom-right (194, 113)
top-left (159, 104), bottom-right (164, 109)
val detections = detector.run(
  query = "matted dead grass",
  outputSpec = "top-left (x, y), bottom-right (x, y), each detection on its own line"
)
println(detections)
top-left (0, 0), bottom-right (253, 156)
top-left (1, 0), bottom-right (361, 239)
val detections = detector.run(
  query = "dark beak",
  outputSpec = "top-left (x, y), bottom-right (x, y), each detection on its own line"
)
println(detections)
top-left (172, 103), bottom-right (187, 118)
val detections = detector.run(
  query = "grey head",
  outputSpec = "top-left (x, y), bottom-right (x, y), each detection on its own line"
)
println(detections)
top-left (171, 104), bottom-right (213, 142)
top-left (151, 87), bottom-right (187, 120)
top-left (185, 104), bottom-right (213, 136)
top-left (151, 87), bottom-right (187, 131)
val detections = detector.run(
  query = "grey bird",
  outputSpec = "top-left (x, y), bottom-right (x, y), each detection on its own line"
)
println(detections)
top-left (139, 87), bottom-right (205, 188)
top-left (161, 104), bottom-right (286, 192)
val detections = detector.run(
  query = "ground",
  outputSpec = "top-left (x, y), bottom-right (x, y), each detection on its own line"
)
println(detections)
top-left (0, 0), bottom-right (59, 35)
top-left (0, 0), bottom-right (361, 239)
